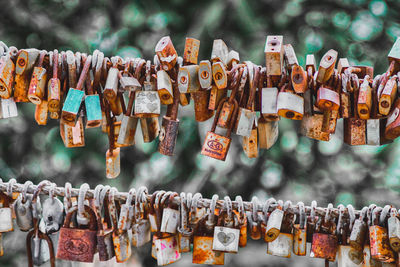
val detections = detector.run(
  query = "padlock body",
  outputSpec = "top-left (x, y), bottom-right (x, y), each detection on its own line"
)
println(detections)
top-left (15, 198), bottom-right (33, 231)
top-left (310, 233), bottom-right (338, 261)
top-left (132, 220), bottom-right (151, 247)
top-left (30, 235), bottom-right (51, 266)
top-left (212, 62), bottom-right (227, 89)
top-left (28, 66), bottom-right (47, 104)
top-left (116, 115), bottom-right (137, 146)
top-left (155, 234), bottom-right (181, 266)
top-left (265, 209), bottom-right (283, 242)
top-left (217, 101), bottom-right (235, 128)
top-left (97, 230), bottom-right (115, 262)
top-left (388, 217), bottom-right (400, 252)
top-left (369, 225), bottom-right (395, 263)
top-left (57, 227), bottom-right (97, 262)
top-left (157, 70), bottom-right (173, 105)
top-left (0, 57), bottom-right (15, 99)
top-left (243, 128), bottom-right (258, 158)
top-left (60, 119), bottom-right (85, 148)
top-left (48, 78), bottom-right (60, 113)
top-left (192, 236), bottom-right (224, 265)
top-left (316, 87), bottom-right (340, 111)
top-left (85, 95), bottom-right (102, 128)
top-left (15, 49), bottom-right (39, 102)
top-left (0, 208), bottom-right (13, 232)
top-left (258, 119), bottom-right (279, 149)
top-left (61, 88), bottom-right (84, 126)
top-left (178, 65), bottom-right (200, 93)
top-left (199, 60), bottom-right (212, 89)
top-left (344, 118), bottom-right (366, 145)
top-left (158, 116), bottom-right (179, 156)
top-left (192, 90), bottom-right (214, 122)
top-left (235, 108), bottom-right (256, 137)
top-left (106, 148), bottom-right (120, 179)
top-left (201, 131), bottom-right (231, 161)
top-left (179, 233), bottom-right (191, 253)
top-left (104, 67), bottom-right (118, 101)
top-left (212, 226), bottom-right (240, 253)
top-left (140, 117), bottom-right (160, 143)
top-left (0, 98), bottom-right (18, 118)
top-left (261, 87), bottom-right (279, 120)
top-left (267, 232), bottom-right (293, 258)
top-left (113, 231), bottom-right (131, 263)
top-left (293, 225), bottom-right (307, 256)
top-left (35, 100), bottom-right (48, 125)
top-left (301, 114), bottom-right (331, 141)
top-left (349, 219), bottom-right (367, 252)
top-left (264, 36), bottom-right (283, 76)
top-left (161, 207), bottom-right (180, 234)
top-left (135, 91), bottom-right (161, 117)
top-left (277, 92), bottom-right (304, 120)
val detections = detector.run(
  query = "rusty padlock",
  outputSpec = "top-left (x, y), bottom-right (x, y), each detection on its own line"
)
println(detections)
top-left (61, 55), bottom-right (92, 126)
top-left (93, 185), bottom-right (115, 262)
top-left (199, 60), bottom-right (212, 89)
top-left (212, 61), bottom-right (228, 90)
top-left (84, 52), bottom-right (103, 128)
top-left (60, 114), bottom-right (85, 148)
top-left (131, 187), bottom-right (151, 247)
top-left (337, 204), bottom-right (360, 267)
top-left (178, 65), bottom-right (200, 93)
top-left (192, 195), bottom-right (225, 265)
top-left (369, 206), bottom-right (395, 263)
top-left (192, 89), bottom-right (214, 122)
top-left (211, 39), bottom-right (229, 64)
top-left (47, 50), bottom-right (61, 114)
top-left (116, 91), bottom-right (137, 147)
top-left (265, 201), bottom-right (284, 242)
top-left (261, 81), bottom-right (279, 121)
top-left (212, 196), bottom-right (240, 253)
top-left (0, 191), bottom-right (13, 233)
top-left (293, 202), bottom-right (307, 256)
top-left (201, 96), bottom-right (238, 161)
top-left (56, 205), bottom-right (97, 262)
top-left (283, 44), bottom-right (298, 71)
top-left (183, 37), bottom-right (200, 65)
top-left (358, 75), bottom-right (372, 120)
top-left (291, 65), bottom-right (308, 93)
top-left (277, 89), bottom-right (304, 120)
top-left (264, 36), bottom-right (283, 80)
top-left (248, 196), bottom-right (262, 241)
top-left (310, 203), bottom-right (338, 262)
top-left (34, 98), bottom-right (48, 125)
top-left (157, 69), bottom-right (174, 105)
top-left (28, 50), bottom-right (47, 104)
top-left (217, 67), bottom-right (241, 128)
top-left (14, 49), bottom-right (39, 102)
top-left (155, 36), bottom-right (178, 71)
top-left (267, 201), bottom-right (294, 258)
top-left (379, 75), bottom-right (397, 116)
top-left (388, 208), bottom-right (400, 253)
top-left (234, 196), bottom-right (247, 248)
top-left (161, 193), bottom-right (180, 234)
top-left (316, 49), bottom-right (338, 84)
top-left (177, 192), bottom-right (192, 253)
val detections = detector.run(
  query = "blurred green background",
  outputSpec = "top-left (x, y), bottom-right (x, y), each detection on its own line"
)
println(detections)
top-left (1, 0), bottom-right (400, 266)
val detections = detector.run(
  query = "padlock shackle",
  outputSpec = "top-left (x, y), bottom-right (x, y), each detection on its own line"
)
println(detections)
top-left (37, 50), bottom-right (46, 68)
top-left (246, 64), bottom-right (259, 110)
top-left (75, 55), bottom-right (92, 91)
top-left (22, 181), bottom-right (33, 204)
top-left (380, 205), bottom-right (392, 226)
top-left (63, 205), bottom-right (97, 231)
top-left (26, 228), bottom-right (56, 267)
top-left (52, 49), bottom-right (58, 79)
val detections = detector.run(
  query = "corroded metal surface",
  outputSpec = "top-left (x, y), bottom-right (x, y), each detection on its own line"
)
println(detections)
top-left (310, 233), bottom-right (338, 262)
top-left (192, 236), bottom-right (224, 265)
top-left (158, 116), bottom-right (179, 156)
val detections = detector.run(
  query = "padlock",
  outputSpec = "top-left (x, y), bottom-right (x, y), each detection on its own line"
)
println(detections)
top-left (227, 50), bottom-right (240, 70)
top-left (388, 208), bottom-right (400, 252)
top-left (14, 49), bottom-right (39, 102)
top-left (208, 84), bottom-right (227, 110)
top-left (106, 147), bottom-right (120, 179)
top-left (199, 60), bottom-right (212, 89)
top-left (265, 203), bottom-right (284, 242)
top-left (258, 117), bottom-right (278, 149)
top-left (349, 207), bottom-right (368, 253)
top-left (217, 68), bottom-right (241, 128)
top-left (247, 197), bottom-right (262, 241)
top-left (189, 193), bottom-right (206, 233)
top-left (306, 201), bottom-right (318, 243)
top-left (157, 70), bottom-right (174, 105)
top-left (84, 57), bottom-right (102, 128)
top-left (107, 188), bottom-right (131, 263)
top-left (0, 97), bottom-right (18, 119)
top-left (316, 87), bottom-right (340, 111)
top-left (301, 114), bottom-right (331, 141)
top-left (27, 50), bottom-right (47, 104)
top-left (27, 228), bottom-right (55, 267)
top-left (291, 65), bottom-right (307, 93)
top-left (34, 99), bottom-right (48, 125)
top-left (60, 114), bottom-right (85, 148)
top-left (293, 202), bottom-right (307, 256)
top-left (161, 193), bottom-right (180, 234)
top-left (42, 184), bottom-right (64, 234)
top-left (92, 185), bottom-right (115, 261)
top-left (0, 54), bottom-right (15, 100)
top-left (212, 61), bottom-right (228, 89)
top-left (337, 204), bottom-right (360, 267)
top-left (201, 97), bottom-right (238, 161)
top-left (212, 197), bottom-right (240, 253)
top-left (56, 205), bottom-right (97, 262)
top-left (277, 91), bottom-right (304, 120)
top-left (358, 76), bottom-right (372, 120)
top-left (116, 91), bottom-right (138, 147)
top-left (47, 50), bottom-right (61, 114)
top-left (155, 36), bottom-right (178, 71)
top-left (158, 82), bottom-right (180, 156)
top-left (140, 116), bottom-right (160, 143)
top-left (183, 37), bottom-right (200, 65)
top-left (192, 196), bottom-right (225, 265)
top-left (0, 191), bottom-right (13, 232)
top-left (261, 87), bottom-right (279, 121)
top-left (283, 44), bottom-right (298, 70)
top-left (148, 191), bottom-right (162, 233)
top-left (243, 128), bottom-right (258, 158)
top-left (177, 194), bottom-right (191, 253)
top-left (264, 35), bottom-right (283, 78)
top-left (379, 75), bottom-right (397, 116)
top-left (191, 89), bottom-right (214, 122)
top-left (234, 196), bottom-right (247, 247)
top-left (267, 201), bottom-right (294, 258)
top-left (385, 99), bottom-right (400, 140)
top-left (310, 204), bottom-right (338, 262)
top-left (344, 118), bottom-right (366, 145)
top-left (135, 83), bottom-right (161, 117)
top-left (104, 66), bottom-right (119, 105)
top-left (178, 65), bottom-right (200, 93)
top-left (338, 58), bottom-right (350, 74)
top-left (316, 49), bottom-right (338, 84)
top-left (211, 39), bottom-right (229, 64)
top-left (132, 187), bottom-right (151, 247)
top-left (61, 55), bottom-right (92, 126)
top-left (14, 181), bottom-right (34, 231)
top-left (369, 206), bottom-right (395, 263)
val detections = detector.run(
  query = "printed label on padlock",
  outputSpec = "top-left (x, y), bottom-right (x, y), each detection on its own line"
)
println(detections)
top-left (201, 131), bottom-right (231, 161)
top-left (212, 226), bottom-right (240, 253)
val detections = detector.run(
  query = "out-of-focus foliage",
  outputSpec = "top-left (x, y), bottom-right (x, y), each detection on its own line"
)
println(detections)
top-left (0, 0), bottom-right (400, 266)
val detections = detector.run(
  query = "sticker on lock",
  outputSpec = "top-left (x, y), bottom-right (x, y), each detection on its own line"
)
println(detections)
top-left (201, 132), bottom-right (231, 161)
